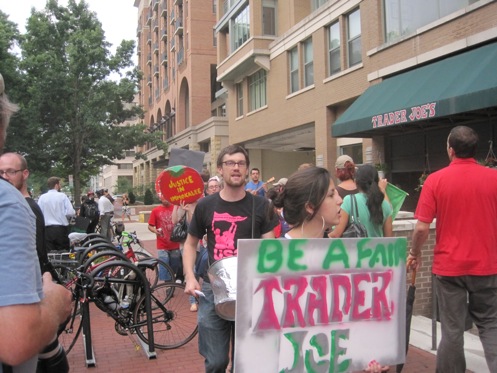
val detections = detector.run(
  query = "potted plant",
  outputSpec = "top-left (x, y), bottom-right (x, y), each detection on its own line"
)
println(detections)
top-left (375, 163), bottom-right (388, 179)
top-left (415, 172), bottom-right (429, 192)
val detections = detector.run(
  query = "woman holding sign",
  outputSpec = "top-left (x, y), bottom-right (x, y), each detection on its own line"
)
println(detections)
top-left (272, 166), bottom-right (390, 372)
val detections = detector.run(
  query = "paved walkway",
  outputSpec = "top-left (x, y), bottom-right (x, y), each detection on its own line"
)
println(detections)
top-left (65, 219), bottom-right (484, 372)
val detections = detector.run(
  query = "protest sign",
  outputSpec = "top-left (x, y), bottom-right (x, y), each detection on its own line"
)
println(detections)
top-left (235, 237), bottom-right (407, 372)
top-left (157, 165), bottom-right (204, 205)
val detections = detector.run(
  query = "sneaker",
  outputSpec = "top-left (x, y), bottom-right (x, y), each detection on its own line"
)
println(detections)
top-left (190, 303), bottom-right (198, 312)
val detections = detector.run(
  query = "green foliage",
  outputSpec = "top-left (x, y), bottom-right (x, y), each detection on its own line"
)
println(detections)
top-left (128, 191), bottom-right (136, 204)
top-left (144, 188), bottom-right (154, 205)
top-left (115, 176), bottom-right (133, 195)
top-left (0, 1), bottom-right (166, 204)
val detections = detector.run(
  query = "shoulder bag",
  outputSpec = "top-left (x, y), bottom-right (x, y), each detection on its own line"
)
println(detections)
top-left (342, 194), bottom-right (368, 238)
top-left (170, 215), bottom-right (188, 242)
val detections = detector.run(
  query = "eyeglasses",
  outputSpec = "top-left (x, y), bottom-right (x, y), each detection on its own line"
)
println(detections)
top-left (208, 185), bottom-right (220, 190)
top-left (0, 169), bottom-right (24, 177)
top-left (222, 161), bottom-right (247, 168)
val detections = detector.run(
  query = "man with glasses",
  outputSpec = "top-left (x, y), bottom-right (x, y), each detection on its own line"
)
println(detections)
top-left (183, 144), bottom-right (278, 373)
top-left (37, 176), bottom-right (75, 252)
top-left (0, 73), bottom-right (72, 372)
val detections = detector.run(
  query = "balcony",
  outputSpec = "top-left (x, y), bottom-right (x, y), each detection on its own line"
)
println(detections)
top-left (160, 1), bottom-right (167, 17)
top-left (153, 0), bottom-right (159, 11)
top-left (146, 54), bottom-right (152, 65)
top-left (161, 29), bottom-right (168, 41)
top-left (153, 65), bottom-right (159, 77)
top-left (153, 42), bottom-right (159, 54)
top-left (174, 0), bottom-right (183, 5)
top-left (146, 9), bottom-right (152, 25)
top-left (136, 22), bottom-right (142, 35)
top-left (217, 37), bottom-right (272, 83)
top-left (137, 45), bottom-right (142, 55)
top-left (153, 19), bottom-right (159, 32)
top-left (161, 52), bottom-right (168, 65)
top-left (170, 37), bottom-right (176, 52)
top-left (147, 76), bottom-right (152, 86)
top-left (170, 10), bottom-right (175, 25)
top-left (146, 33), bottom-right (152, 44)
top-left (174, 17), bottom-right (183, 36)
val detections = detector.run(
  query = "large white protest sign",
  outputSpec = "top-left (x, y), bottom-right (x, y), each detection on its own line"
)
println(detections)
top-left (234, 238), bottom-right (407, 373)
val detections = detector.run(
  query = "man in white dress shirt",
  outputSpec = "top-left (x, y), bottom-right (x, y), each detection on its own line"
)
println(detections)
top-left (37, 177), bottom-right (75, 252)
top-left (97, 188), bottom-right (115, 239)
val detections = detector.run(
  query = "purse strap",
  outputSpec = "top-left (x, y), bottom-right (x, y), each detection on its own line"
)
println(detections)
top-left (349, 194), bottom-right (360, 223)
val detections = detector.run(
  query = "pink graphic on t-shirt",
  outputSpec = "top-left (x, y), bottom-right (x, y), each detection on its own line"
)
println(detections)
top-left (212, 212), bottom-right (247, 260)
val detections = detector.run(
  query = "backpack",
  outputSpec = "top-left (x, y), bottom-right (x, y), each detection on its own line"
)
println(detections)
top-left (86, 202), bottom-right (99, 220)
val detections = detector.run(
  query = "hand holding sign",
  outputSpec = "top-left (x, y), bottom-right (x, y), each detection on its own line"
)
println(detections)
top-left (157, 165), bottom-right (204, 205)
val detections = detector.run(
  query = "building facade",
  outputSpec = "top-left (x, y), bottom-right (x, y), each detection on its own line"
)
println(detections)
top-left (215, 0), bottom-right (497, 210)
top-left (133, 0), bottom-right (229, 194)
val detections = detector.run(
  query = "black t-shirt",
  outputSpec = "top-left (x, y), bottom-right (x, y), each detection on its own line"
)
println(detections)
top-left (189, 192), bottom-right (278, 268)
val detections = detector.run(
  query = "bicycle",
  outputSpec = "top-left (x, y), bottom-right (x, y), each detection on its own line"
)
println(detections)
top-left (59, 259), bottom-right (197, 354)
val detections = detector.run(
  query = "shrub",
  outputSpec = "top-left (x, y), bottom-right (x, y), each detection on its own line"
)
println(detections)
top-left (144, 189), bottom-right (154, 205)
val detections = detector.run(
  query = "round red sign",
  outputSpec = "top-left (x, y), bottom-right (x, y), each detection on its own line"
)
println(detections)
top-left (157, 166), bottom-right (204, 205)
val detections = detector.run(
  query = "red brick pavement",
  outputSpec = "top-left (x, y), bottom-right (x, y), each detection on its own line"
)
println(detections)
top-left (66, 238), bottom-right (469, 372)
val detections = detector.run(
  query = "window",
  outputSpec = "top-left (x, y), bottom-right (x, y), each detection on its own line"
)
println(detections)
top-left (289, 47), bottom-right (299, 93)
top-left (231, 6), bottom-right (250, 52)
top-left (248, 70), bottom-right (267, 112)
top-left (262, 0), bottom-right (277, 36)
top-left (328, 21), bottom-right (341, 76)
top-left (303, 38), bottom-right (314, 87)
top-left (384, 0), bottom-right (475, 43)
top-left (347, 8), bottom-right (362, 67)
top-left (236, 82), bottom-right (244, 116)
top-left (340, 144), bottom-right (363, 165)
top-left (311, 0), bottom-right (328, 12)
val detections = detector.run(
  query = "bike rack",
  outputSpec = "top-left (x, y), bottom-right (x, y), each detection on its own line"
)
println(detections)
top-left (80, 260), bottom-right (156, 367)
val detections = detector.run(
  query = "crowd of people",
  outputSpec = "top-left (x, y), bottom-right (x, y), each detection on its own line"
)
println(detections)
top-left (2, 67), bottom-right (497, 373)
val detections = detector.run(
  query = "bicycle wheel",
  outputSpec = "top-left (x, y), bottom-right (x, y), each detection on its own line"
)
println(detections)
top-left (133, 282), bottom-right (198, 350)
top-left (58, 294), bottom-right (83, 354)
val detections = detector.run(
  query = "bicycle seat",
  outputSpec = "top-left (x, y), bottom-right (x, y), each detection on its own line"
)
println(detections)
top-left (69, 232), bottom-right (88, 244)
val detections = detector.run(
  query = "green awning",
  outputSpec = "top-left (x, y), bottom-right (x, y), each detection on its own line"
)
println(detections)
top-left (332, 42), bottom-right (497, 137)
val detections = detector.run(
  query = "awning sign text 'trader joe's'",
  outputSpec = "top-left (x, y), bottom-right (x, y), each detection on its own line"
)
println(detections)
top-left (372, 102), bottom-right (436, 128)
top-left (234, 238), bottom-right (407, 373)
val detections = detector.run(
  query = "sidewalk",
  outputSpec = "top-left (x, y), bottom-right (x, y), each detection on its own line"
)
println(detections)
top-left (65, 219), bottom-right (487, 372)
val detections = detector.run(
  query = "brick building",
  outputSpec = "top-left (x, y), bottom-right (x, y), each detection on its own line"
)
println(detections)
top-left (133, 0), bottom-right (229, 192)
top-left (213, 0), bottom-right (497, 318)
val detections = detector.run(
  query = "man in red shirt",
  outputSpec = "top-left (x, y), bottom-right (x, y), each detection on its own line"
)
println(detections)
top-left (409, 126), bottom-right (497, 372)
top-left (148, 198), bottom-right (180, 281)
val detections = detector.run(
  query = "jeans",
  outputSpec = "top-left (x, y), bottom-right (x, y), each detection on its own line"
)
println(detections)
top-left (198, 282), bottom-right (234, 373)
top-left (157, 249), bottom-right (181, 282)
top-left (435, 274), bottom-right (497, 373)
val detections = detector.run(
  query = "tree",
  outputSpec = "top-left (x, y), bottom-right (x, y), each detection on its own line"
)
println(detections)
top-left (0, 11), bottom-right (22, 114)
top-left (4, 0), bottom-right (166, 203)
